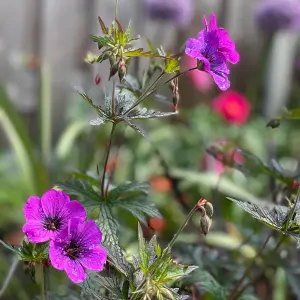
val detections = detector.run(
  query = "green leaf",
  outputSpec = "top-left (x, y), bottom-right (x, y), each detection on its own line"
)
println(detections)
top-left (55, 120), bottom-right (87, 160)
top-left (129, 108), bottom-right (178, 120)
top-left (165, 56), bottom-right (180, 73)
top-left (0, 86), bottom-right (47, 195)
top-left (124, 20), bottom-right (132, 42)
top-left (71, 172), bottom-right (100, 187)
top-left (147, 39), bottom-right (158, 54)
top-left (55, 179), bottom-right (103, 206)
top-left (137, 223), bottom-right (149, 272)
top-left (98, 205), bottom-right (133, 278)
top-left (124, 119), bottom-right (147, 138)
top-left (89, 116), bottom-right (108, 126)
top-left (0, 239), bottom-right (18, 253)
top-left (91, 35), bottom-right (114, 47)
top-left (284, 107), bottom-right (300, 119)
top-left (81, 271), bottom-right (125, 300)
top-left (98, 16), bottom-right (109, 35)
top-left (182, 270), bottom-right (227, 300)
top-left (113, 195), bottom-right (162, 224)
top-left (171, 168), bottom-right (260, 204)
top-left (107, 181), bottom-right (149, 202)
top-left (124, 48), bottom-right (154, 58)
top-left (227, 197), bottom-right (300, 238)
top-left (235, 149), bottom-right (296, 183)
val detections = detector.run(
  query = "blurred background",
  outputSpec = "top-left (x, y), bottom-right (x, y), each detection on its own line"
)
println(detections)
top-left (1, 0), bottom-right (300, 299)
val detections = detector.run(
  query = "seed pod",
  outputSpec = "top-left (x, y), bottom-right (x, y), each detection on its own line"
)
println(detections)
top-left (204, 202), bottom-right (214, 218)
top-left (109, 62), bottom-right (119, 80)
top-left (109, 55), bottom-right (117, 67)
top-left (200, 215), bottom-right (212, 236)
top-left (118, 59), bottom-right (126, 81)
top-left (170, 77), bottom-right (179, 110)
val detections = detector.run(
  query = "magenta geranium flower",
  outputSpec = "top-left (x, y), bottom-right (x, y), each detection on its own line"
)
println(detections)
top-left (49, 218), bottom-right (107, 283)
top-left (22, 189), bottom-right (86, 243)
top-left (185, 14), bottom-right (239, 91)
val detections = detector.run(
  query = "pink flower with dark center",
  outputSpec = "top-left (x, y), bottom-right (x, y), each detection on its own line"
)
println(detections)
top-left (22, 190), bottom-right (86, 243)
top-left (185, 14), bottom-right (239, 91)
top-left (49, 218), bottom-right (107, 283)
top-left (211, 90), bottom-right (251, 125)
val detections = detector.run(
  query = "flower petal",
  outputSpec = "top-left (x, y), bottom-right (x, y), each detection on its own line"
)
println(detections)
top-left (23, 196), bottom-right (44, 222)
top-left (80, 246), bottom-right (107, 271)
top-left (208, 14), bottom-right (217, 31)
top-left (217, 29), bottom-right (240, 64)
top-left (210, 68), bottom-right (230, 91)
top-left (64, 258), bottom-right (87, 283)
top-left (49, 239), bottom-right (68, 270)
top-left (185, 38), bottom-right (203, 59)
top-left (41, 189), bottom-right (70, 218)
top-left (78, 220), bottom-right (102, 247)
top-left (22, 221), bottom-right (51, 243)
top-left (198, 31), bottom-right (219, 58)
top-left (64, 201), bottom-right (86, 221)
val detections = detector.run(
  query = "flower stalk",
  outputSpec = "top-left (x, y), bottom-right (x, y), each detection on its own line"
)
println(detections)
top-left (101, 123), bottom-right (117, 198)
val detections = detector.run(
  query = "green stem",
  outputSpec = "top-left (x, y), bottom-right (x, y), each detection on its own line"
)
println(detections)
top-left (101, 123), bottom-right (117, 198)
top-left (123, 71), bottom-right (165, 115)
top-left (167, 205), bottom-right (199, 250)
top-left (228, 232), bottom-right (272, 300)
top-left (234, 235), bottom-right (286, 299)
top-left (40, 265), bottom-right (47, 300)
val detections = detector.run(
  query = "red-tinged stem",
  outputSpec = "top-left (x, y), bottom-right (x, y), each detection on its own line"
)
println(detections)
top-left (101, 123), bottom-right (117, 198)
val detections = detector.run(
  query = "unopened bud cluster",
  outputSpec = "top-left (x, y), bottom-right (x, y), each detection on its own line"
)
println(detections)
top-left (197, 198), bottom-right (213, 236)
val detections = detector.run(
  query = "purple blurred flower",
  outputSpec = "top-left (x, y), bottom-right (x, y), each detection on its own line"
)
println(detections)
top-left (23, 190), bottom-right (86, 243)
top-left (255, 0), bottom-right (300, 34)
top-left (143, 0), bottom-right (193, 28)
top-left (185, 14), bottom-right (239, 91)
top-left (49, 218), bottom-right (107, 283)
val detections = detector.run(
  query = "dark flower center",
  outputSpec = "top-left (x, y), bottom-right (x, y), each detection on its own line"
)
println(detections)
top-left (65, 241), bottom-right (81, 260)
top-left (44, 216), bottom-right (61, 231)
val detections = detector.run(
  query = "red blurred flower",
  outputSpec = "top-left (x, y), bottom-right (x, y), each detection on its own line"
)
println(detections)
top-left (106, 157), bottom-right (120, 173)
top-left (211, 90), bottom-right (251, 125)
top-left (148, 217), bottom-right (166, 232)
top-left (150, 176), bottom-right (172, 192)
top-left (202, 139), bottom-right (244, 174)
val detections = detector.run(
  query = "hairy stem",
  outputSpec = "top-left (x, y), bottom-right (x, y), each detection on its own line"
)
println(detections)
top-left (123, 71), bottom-right (165, 115)
top-left (228, 232), bottom-right (272, 300)
top-left (101, 123), bottom-right (117, 198)
top-left (167, 204), bottom-right (199, 250)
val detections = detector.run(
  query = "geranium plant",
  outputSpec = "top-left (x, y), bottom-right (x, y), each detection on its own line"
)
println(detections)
top-left (0, 2), bottom-right (249, 299)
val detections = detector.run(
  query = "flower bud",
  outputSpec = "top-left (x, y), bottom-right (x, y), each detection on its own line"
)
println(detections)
top-left (200, 215), bottom-right (212, 236)
top-left (266, 118), bottom-right (281, 129)
top-left (204, 202), bottom-right (213, 218)
top-left (197, 59), bottom-right (204, 71)
top-left (95, 74), bottom-right (101, 85)
top-left (118, 60), bottom-right (127, 81)
top-left (84, 52), bottom-right (97, 64)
